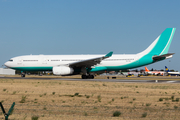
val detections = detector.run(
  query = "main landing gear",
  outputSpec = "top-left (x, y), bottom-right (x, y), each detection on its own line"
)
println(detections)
top-left (21, 72), bottom-right (25, 77)
top-left (81, 74), bottom-right (94, 79)
top-left (81, 67), bottom-right (94, 79)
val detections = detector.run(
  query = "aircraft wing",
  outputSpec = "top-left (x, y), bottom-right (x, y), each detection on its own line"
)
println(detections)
top-left (152, 53), bottom-right (174, 61)
top-left (67, 51), bottom-right (113, 68)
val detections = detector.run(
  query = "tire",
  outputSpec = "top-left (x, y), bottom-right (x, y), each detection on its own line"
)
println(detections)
top-left (21, 74), bottom-right (25, 77)
top-left (90, 75), bottom-right (94, 79)
top-left (82, 75), bottom-right (87, 79)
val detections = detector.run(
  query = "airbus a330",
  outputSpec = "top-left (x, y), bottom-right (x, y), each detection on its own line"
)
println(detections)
top-left (5, 28), bottom-right (176, 79)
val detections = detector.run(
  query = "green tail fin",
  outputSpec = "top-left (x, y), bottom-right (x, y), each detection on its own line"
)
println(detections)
top-left (150, 28), bottom-right (176, 55)
top-left (140, 28), bottom-right (176, 56)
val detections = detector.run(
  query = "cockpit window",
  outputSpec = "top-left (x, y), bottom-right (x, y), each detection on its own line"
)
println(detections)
top-left (9, 59), bottom-right (13, 62)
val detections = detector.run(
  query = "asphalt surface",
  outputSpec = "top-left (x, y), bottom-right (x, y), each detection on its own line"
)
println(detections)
top-left (0, 76), bottom-right (180, 83)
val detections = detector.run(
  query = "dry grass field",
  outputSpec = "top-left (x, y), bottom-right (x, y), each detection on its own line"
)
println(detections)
top-left (0, 76), bottom-right (180, 120)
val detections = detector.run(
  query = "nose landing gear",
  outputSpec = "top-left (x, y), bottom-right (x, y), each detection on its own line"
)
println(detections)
top-left (21, 72), bottom-right (25, 77)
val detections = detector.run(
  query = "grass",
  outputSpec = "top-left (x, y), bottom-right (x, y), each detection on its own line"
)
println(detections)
top-left (31, 115), bottom-right (39, 120)
top-left (159, 98), bottom-right (163, 101)
top-left (84, 112), bottom-right (88, 116)
top-left (3, 89), bottom-right (6, 91)
top-left (12, 91), bottom-right (16, 95)
top-left (176, 98), bottom-right (180, 102)
top-left (86, 95), bottom-right (90, 98)
top-left (74, 93), bottom-right (79, 96)
top-left (97, 95), bottom-right (101, 102)
top-left (113, 111), bottom-right (121, 117)
top-left (174, 105), bottom-right (178, 109)
top-left (142, 112), bottom-right (147, 118)
top-left (43, 106), bottom-right (47, 110)
top-left (19, 95), bottom-right (27, 103)
top-left (1, 76), bottom-right (180, 119)
top-left (146, 103), bottom-right (151, 106)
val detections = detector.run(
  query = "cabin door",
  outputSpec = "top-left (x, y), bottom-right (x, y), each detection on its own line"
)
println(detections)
top-left (43, 58), bottom-right (47, 64)
top-left (18, 58), bottom-right (22, 65)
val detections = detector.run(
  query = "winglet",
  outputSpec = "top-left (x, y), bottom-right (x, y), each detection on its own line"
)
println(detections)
top-left (105, 51), bottom-right (113, 58)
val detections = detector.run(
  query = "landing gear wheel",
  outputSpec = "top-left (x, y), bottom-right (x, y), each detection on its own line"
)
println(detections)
top-left (81, 75), bottom-right (94, 79)
top-left (82, 75), bottom-right (87, 79)
top-left (21, 73), bottom-right (25, 77)
top-left (89, 75), bottom-right (94, 79)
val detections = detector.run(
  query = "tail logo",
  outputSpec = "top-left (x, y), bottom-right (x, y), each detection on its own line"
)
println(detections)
top-left (165, 66), bottom-right (169, 72)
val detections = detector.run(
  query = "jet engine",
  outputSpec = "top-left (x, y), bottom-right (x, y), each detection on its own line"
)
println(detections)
top-left (53, 66), bottom-right (74, 75)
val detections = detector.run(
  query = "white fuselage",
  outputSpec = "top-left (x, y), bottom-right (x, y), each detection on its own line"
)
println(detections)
top-left (5, 54), bottom-right (137, 68)
top-left (145, 71), bottom-right (165, 75)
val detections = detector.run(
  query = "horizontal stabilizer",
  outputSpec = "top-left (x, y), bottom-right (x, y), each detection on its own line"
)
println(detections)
top-left (152, 53), bottom-right (174, 61)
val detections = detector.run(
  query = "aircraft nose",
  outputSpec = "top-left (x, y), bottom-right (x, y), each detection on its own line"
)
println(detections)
top-left (4, 62), bottom-right (9, 67)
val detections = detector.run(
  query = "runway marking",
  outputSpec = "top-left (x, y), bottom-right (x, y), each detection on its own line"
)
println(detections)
top-left (166, 81), bottom-right (176, 83)
top-left (0, 77), bottom-right (180, 84)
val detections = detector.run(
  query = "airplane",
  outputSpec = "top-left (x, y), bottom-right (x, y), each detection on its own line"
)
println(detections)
top-left (144, 66), bottom-right (165, 76)
top-left (165, 66), bottom-right (180, 76)
top-left (4, 28), bottom-right (176, 79)
top-left (122, 71), bottom-right (141, 77)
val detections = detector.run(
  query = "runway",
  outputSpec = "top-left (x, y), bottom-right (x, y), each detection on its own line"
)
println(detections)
top-left (0, 76), bottom-right (180, 83)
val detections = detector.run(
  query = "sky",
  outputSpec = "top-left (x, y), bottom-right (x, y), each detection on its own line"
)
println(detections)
top-left (0, 0), bottom-right (180, 71)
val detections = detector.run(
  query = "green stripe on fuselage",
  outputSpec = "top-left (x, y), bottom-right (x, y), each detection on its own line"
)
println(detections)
top-left (11, 67), bottom-right (53, 71)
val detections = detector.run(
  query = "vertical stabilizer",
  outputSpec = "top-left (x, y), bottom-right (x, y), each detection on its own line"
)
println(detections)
top-left (139, 28), bottom-right (176, 56)
top-left (145, 67), bottom-right (149, 72)
top-left (165, 66), bottom-right (170, 72)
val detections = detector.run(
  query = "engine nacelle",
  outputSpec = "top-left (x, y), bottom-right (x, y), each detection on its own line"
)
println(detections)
top-left (53, 66), bottom-right (74, 75)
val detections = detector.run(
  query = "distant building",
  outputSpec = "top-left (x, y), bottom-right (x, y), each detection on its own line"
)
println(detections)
top-left (0, 68), bottom-right (15, 75)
